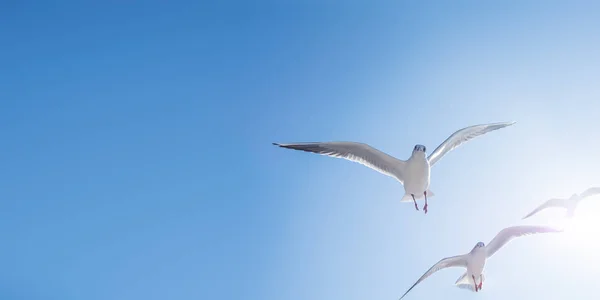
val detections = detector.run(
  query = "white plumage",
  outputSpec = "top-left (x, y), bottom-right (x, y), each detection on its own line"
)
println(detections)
top-left (398, 225), bottom-right (562, 299)
top-left (274, 121), bottom-right (515, 213)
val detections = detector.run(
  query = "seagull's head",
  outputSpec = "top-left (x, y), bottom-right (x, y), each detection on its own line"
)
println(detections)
top-left (413, 144), bottom-right (427, 153)
top-left (470, 242), bottom-right (485, 253)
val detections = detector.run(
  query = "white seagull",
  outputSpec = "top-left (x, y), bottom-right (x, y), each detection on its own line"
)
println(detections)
top-left (273, 122), bottom-right (515, 214)
top-left (398, 225), bottom-right (562, 299)
top-left (523, 187), bottom-right (600, 219)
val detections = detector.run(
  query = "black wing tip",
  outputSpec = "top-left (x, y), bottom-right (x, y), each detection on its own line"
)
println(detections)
top-left (273, 142), bottom-right (291, 148)
top-left (272, 143), bottom-right (302, 150)
top-left (272, 142), bottom-right (314, 148)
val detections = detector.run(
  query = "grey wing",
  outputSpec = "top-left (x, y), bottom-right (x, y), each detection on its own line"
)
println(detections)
top-left (427, 121), bottom-right (516, 167)
top-left (399, 255), bottom-right (467, 300)
top-left (522, 198), bottom-right (567, 219)
top-left (485, 225), bottom-right (562, 259)
top-left (579, 187), bottom-right (600, 199)
top-left (273, 142), bottom-right (406, 182)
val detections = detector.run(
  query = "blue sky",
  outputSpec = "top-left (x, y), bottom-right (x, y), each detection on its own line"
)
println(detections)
top-left (2, 1), bottom-right (600, 299)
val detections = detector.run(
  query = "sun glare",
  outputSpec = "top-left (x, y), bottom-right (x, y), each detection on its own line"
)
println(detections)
top-left (560, 201), bottom-right (600, 249)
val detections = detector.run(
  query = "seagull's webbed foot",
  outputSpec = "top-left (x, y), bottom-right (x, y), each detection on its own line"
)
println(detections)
top-left (411, 194), bottom-right (419, 211)
top-left (423, 191), bottom-right (428, 214)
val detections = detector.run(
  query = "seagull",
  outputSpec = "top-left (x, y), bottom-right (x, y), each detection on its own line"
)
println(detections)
top-left (523, 187), bottom-right (600, 219)
top-left (398, 225), bottom-right (562, 299)
top-left (272, 122), bottom-right (515, 214)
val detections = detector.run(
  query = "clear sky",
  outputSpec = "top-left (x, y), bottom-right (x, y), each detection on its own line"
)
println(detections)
top-left (2, 1), bottom-right (600, 300)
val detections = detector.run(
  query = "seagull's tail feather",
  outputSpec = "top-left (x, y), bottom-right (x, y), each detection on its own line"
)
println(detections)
top-left (400, 194), bottom-right (414, 202)
top-left (399, 190), bottom-right (436, 202)
top-left (455, 272), bottom-right (485, 292)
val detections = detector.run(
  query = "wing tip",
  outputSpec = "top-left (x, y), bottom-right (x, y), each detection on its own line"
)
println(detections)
top-left (272, 142), bottom-right (290, 148)
top-left (490, 121), bottom-right (516, 127)
top-left (499, 121), bottom-right (516, 126)
top-left (529, 225), bottom-right (563, 233)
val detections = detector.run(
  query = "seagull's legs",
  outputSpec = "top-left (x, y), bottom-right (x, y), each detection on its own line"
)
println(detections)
top-left (411, 194), bottom-right (419, 211)
top-left (472, 275), bottom-right (479, 292)
top-left (478, 275), bottom-right (483, 290)
top-left (423, 191), bottom-right (428, 214)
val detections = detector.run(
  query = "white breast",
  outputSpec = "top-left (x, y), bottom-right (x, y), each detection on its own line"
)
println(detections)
top-left (468, 249), bottom-right (487, 276)
top-left (403, 153), bottom-right (431, 196)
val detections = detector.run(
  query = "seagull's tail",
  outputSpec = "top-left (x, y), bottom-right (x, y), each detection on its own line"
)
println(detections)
top-left (400, 194), bottom-right (413, 202)
top-left (455, 272), bottom-right (485, 292)
top-left (399, 190), bottom-right (435, 202)
top-left (426, 189), bottom-right (435, 198)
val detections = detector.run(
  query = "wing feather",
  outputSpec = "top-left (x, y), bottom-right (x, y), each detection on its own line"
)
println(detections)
top-left (485, 225), bottom-right (562, 258)
top-left (399, 255), bottom-right (467, 299)
top-left (427, 122), bottom-right (515, 167)
top-left (522, 198), bottom-right (567, 219)
top-left (579, 187), bottom-right (600, 199)
top-left (273, 142), bottom-right (406, 182)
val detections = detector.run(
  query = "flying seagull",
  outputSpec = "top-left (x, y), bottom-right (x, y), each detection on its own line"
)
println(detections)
top-left (273, 122), bottom-right (515, 213)
top-left (523, 187), bottom-right (600, 219)
top-left (398, 225), bottom-right (562, 299)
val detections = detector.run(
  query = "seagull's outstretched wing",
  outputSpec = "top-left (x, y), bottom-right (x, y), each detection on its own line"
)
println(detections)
top-left (485, 225), bottom-right (562, 258)
top-left (427, 122), bottom-right (516, 167)
top-left (273, 142), bottom-right (406, 182)
top-left (522, 198), bottom-right (567, 219)
top-left (580, 187), bottom-right (600, 199)
top-left (399, 255), bottom-right (467, 300)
